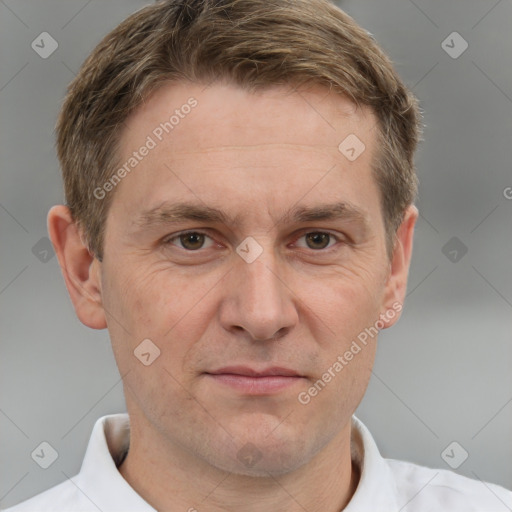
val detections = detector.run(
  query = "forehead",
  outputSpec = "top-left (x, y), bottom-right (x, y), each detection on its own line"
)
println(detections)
top-left (123, 81), bottom-right (377, 154)
top-left (109, 81), bottom-right (381, 230)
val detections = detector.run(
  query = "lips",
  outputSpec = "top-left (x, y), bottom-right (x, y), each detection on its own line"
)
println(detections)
top-left (205, 366), bottom-right (304, 394)
top-left (207, 366), bottom-right (301, 377)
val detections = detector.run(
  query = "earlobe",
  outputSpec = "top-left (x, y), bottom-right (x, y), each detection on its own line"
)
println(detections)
top-left (379, 204), bottom-right (418, 329)
top-left (47, 205), bottom-right (107, 329)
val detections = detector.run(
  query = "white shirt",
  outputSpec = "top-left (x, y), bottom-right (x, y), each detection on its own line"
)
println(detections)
top-left (3, 413), bottom-right (511, 512)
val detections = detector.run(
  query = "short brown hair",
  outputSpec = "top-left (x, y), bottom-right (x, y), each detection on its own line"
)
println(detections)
top-left (56, 0), bottom-right (423, 260)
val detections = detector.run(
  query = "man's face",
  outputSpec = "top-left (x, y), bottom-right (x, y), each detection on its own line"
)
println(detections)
top-left (98, 81), bottom-right (402, 475)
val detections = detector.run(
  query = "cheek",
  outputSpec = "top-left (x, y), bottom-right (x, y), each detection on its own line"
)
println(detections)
top-left (304, 265), bottom-right (386, 341)
top-left (107, 263), bottom-right (192, 328)
top-left (101, 265), bottom-right (210, 415)
top-left (102, 263), bottom-right (218, 367)
top-left (295, 265), bottom-right (384, 408)
top-left (299, 279), bottom-right (380, 420)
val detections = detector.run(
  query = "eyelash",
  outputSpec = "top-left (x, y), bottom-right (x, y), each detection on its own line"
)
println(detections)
top-left (162, 230), bottom-right (347, 253)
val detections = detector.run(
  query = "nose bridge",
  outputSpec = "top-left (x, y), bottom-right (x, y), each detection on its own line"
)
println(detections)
top-left (242, 252), bottom-right (282, 309)
top-left (223, 236), bottom-right (297, 340)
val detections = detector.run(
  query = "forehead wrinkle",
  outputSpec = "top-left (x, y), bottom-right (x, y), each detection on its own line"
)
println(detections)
top-left (167, 143), bottom-right (339, 156)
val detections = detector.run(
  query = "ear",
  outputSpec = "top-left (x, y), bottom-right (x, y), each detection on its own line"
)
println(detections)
top-left (379, 204), bottom-right (418, 329)
top-left (47, 205), bottom-right (107, 329)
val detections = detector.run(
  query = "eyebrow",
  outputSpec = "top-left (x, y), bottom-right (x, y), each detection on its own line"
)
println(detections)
top-left (134, 200), bottom-right (370, 232)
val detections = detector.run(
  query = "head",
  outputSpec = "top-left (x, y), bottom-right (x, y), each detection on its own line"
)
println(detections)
top-left (50, 0), bottom-right (422, 476)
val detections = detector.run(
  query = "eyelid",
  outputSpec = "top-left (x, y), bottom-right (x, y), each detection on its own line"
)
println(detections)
top-left (162, 229), bottom-right (217, 248)
top-left (291, 229), bottom-right (345, 249)
top-left (293, 230), bottom-right (353, 255)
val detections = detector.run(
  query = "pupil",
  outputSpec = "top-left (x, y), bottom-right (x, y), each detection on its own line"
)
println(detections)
top-left (307, 232), bottom-right (329, 249)
top-left (182, 233), bottom-right (204, 250)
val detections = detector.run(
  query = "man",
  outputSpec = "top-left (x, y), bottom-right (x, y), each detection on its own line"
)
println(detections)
top-left (4, 0), bottom-right (511, 511)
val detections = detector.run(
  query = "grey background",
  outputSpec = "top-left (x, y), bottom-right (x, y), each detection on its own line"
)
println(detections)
top-left (1, 0), bottom-right (511, 508)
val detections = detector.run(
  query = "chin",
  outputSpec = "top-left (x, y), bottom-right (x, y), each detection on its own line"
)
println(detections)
top-left (206, 420), bottom-right (314, 477)
top-left (217, 446), bottom-right (310, 478)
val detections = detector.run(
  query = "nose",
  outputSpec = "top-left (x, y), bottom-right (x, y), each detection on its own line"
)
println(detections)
top-left (218, 244), bottom-right (299, 342)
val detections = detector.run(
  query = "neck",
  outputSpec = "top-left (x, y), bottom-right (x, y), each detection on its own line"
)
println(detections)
top-left (118, 415), bottom-right (359, 512)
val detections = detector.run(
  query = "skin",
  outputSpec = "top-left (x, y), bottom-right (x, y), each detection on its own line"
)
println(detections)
top-left (49, 81), bottom-right (417, 512)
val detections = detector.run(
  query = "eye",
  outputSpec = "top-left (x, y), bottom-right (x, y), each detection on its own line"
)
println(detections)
top-left (163, 230), bottom-right (345, 253)
top-left (164, 231), bottom-right (215, 251)
top-left (294, 231), bottom-right (342, 251)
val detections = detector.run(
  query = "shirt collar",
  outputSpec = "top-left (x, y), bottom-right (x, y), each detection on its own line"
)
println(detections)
top-left (75, 414), bottom-right (156, 511)
top-left (345, 415), bottom-right (400, 511)
top-left (76, 413), bottom-right (399, 511)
